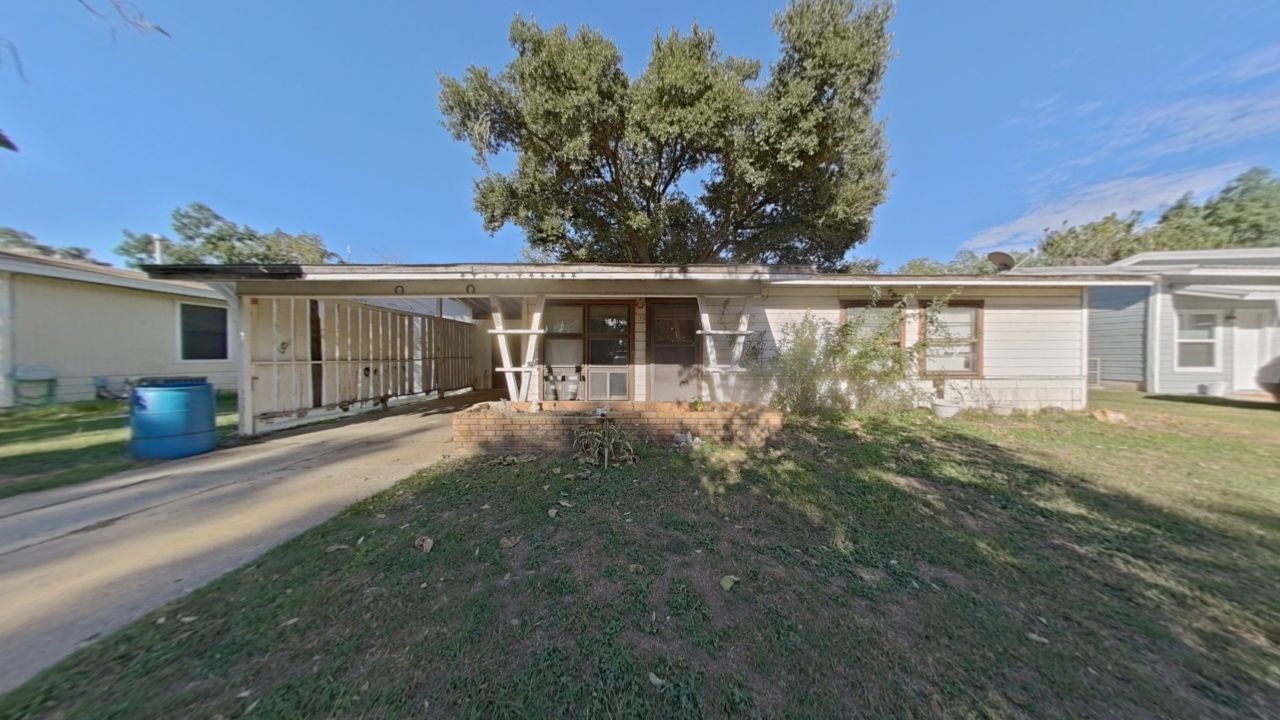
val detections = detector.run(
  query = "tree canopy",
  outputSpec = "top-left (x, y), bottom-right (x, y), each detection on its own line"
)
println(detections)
top-left (116, 203), bottom-right (339, 266)
top-left (0, 227), bottom-right (104, 264)
top-left (898, 166), bottom-right (1280, 273)
top-left (439, 0), bottom-right (893, 270)
top-left (1037, 167), bottom-right (1280, 265)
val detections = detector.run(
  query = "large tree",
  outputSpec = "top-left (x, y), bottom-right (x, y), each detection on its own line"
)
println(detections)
top-left (116, 203), bottom-right (339, 266)
top-left (439, 0), bottom-right (892, 269)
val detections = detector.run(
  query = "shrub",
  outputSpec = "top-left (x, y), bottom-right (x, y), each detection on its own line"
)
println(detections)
top-left (762, 290), bottom-right (951, 416)
top-left (573, 422), bottom-right (637, 469)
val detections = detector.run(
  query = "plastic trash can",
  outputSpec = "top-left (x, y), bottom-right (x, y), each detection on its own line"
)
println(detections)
top-left (130, 377), bottom-right (218, 460)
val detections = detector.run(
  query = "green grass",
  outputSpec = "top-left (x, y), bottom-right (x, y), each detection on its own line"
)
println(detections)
top-left (0, 394), bottom-right (238, 499)
top-left (2, 391), bottom-right (1278, 718)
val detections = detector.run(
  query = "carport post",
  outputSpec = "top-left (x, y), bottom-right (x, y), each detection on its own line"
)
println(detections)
top-left (237, 296), bottom-right (257, 436)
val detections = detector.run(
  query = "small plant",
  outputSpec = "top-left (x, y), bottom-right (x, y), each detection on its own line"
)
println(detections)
top-left (691, 396), bottom-right (706, 412)
top-left (573, 421), bottom-right (637, 469)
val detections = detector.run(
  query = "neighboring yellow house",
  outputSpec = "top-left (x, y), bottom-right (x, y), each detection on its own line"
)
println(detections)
top-left (0, 250), bottom-right (237, 407)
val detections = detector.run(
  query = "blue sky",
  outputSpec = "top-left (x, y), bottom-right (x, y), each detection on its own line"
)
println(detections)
top-left (2, 0), bottom-right (1279, 268)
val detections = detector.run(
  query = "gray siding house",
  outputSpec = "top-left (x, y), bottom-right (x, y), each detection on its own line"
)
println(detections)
top-left (1014, 248), bottom-right (1280, 396)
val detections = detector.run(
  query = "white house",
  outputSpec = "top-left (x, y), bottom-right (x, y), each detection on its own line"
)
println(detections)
top-left (145, 262), bottom-right (1151, 436)
top-left (1012, 248), bottom-right (1280, 396)
top-left (0, 250), bottom-right (239, 407)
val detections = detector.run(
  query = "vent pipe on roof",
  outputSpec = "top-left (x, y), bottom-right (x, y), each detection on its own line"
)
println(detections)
top-left (149, 234), bottom-right (165, 264)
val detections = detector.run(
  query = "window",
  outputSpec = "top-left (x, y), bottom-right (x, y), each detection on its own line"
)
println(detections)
top-left (1175, 312), bottom-right (1220, 370)
top-left (921, 301), bottom-right (982, 376)
top-left (541, 301), bottom-right (632, 400)
top-left (179, 303), bottom-right (229, 360)
top-left (841, 299), bottom-right (905, 345)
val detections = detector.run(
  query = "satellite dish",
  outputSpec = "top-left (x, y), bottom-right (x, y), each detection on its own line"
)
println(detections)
top-left (987, 251), bottom-right (1016, 272)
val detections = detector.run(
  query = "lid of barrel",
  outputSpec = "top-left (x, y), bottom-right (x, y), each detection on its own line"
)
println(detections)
top-left (136, 376), bottom-right (209, 387)
top-left (13, 364), bottom-right (57, 381)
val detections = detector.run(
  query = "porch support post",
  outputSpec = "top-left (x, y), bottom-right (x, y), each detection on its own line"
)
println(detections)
top-left (726, 299), bottom-right (753, 401)
top-left (237, 296), bottom-right (257, 436)
top-left (696, 296), bottom-right (720, 401)
top-left (520, 295), bottom-right (546, 402)
top-left (490, 296), bottom-right (520, 401)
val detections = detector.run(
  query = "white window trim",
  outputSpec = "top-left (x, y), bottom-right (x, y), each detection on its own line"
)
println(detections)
top-left (175, 300), bottom-right (232, 363)
top-left (1173, 310), bottom-right (1222, 372)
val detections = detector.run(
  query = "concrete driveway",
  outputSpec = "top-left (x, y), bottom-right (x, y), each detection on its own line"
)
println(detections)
top-left (0, 392), bottom-right (493, 695)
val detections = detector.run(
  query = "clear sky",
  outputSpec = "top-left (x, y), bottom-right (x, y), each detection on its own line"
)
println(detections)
top-left (3, 1), bottom-right (1279, 268)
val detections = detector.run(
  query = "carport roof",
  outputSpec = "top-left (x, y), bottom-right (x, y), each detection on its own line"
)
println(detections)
top-left (142, 262), bottom-right (1153, 287)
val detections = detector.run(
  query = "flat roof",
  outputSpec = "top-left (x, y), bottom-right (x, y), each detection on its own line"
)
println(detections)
top-left (142, 262), bottom-right (1154, 287)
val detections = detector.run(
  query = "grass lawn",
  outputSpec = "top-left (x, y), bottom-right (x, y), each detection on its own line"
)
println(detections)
top-left (0, 394), bottom-right (238, 500)
top-left (2, 391), bottom-right (1277, 718)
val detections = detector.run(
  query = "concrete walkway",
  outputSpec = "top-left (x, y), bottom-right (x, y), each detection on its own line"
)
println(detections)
top-left (0, 392), bottom-right (492, 695)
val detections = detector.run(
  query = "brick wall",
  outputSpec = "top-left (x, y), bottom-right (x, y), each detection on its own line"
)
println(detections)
top-left (452, 401), bottom-right (783, 454)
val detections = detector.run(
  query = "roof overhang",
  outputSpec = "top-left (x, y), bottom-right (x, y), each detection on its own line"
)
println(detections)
top-left (2, 253), bottom-right (224, 300)
top-left (142, 262), bottom-right (1155, 294)
top-left (1173, 284), bottom-right (1280, 302)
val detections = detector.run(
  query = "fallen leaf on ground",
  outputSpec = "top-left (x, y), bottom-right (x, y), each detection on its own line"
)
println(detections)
top-left (648, 672), bottom-right (666, 689)
top-left (499, 536), bottom-right (522, 550)
top-left (628, 564), bottom-right (645, 574)
top-left (1028, 632), bottom-right (1050, 644)
top-left (548, 508), bottom-right (558, 518)
top-left (179, 616), bottom-right (198, 623)
top-left (720, 575), bottom-right (739, 591)
top-left (558, 500), bottom-right (574, 508)
top-left (280, 617), bottom-right (299, 627)
top-left (480, 504), bottom-right (491, 510)
top-left (414, 536), bottom-right (435, 553)
top-left (325, 544), bottom-right (350, 553)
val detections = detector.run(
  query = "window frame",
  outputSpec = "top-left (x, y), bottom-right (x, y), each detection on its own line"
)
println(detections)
top-left (175, 300), bottom-right (231, 363)
top-left (918, 299), bottom-right (984, 378)
top-left (540, 299), bottom-right (635, 400)
top-left (839, 298), bottom-right (907, 347)
top-left (1173, 310), bottom-right (1222, 372)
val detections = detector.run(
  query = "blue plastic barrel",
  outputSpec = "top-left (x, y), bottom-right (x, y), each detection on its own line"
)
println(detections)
top-left (130, 377), bottom-right (218, 460)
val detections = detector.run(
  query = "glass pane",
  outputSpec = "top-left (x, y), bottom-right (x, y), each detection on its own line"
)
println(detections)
top-left (926, 343), bottom-right (977, 373)
top-left (181, 304), bottom-right (228, 360)
top-left (589, 338), bottom-right (629, 365)
top-left (588, 304), bottom-right (629, 335)
top-left (931, 307), bottom-right (976, 341)
top-left (546, 338), bottom-right (583, 367)
top-left (1177, 342), bottom-right (1214, 368)
top-left (545, 305), bottom-right (583, 334)
top-left (849, 306), bottom-right (898, 340)
top-left (652, 316), bottom-right (697, 345)
top-left (609, 371), bottom-right (628, 398)
top-left (1178, 313), bottom-right (1216, 341)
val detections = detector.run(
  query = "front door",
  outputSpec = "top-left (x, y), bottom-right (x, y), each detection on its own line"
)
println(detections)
top-left (649, 300), bottom-right (700, 401)
top-left (1233, 310), bottom-right (1272, 391)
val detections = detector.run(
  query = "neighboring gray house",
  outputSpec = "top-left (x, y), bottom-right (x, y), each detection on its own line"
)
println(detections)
top-left (1013, 248), bottom-right (1280, 396)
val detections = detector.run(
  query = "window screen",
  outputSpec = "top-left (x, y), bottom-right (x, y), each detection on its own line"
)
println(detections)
top-left (180, 304), bottom-right (229, 360)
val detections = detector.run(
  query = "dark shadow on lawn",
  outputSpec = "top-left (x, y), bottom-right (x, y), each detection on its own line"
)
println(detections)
top-left (696, 414), bottom-right (1280, 717)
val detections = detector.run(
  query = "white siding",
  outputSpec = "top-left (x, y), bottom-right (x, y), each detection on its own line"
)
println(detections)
top-left (8, 274), bottom-right (236, 405)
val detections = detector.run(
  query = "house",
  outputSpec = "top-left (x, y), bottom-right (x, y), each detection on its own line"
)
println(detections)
top-left (1011, 248), bottom-right (1280, 396)
top-left (144, 262), bottom-right (1151, 436)
top-left (0, 249), bottom-right (239, 407)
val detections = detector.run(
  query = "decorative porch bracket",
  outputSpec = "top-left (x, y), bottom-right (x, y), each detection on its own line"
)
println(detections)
top-left (489, 295), bottom-right (546, 402)
top-left (696, 297), bottom-right (754, 402)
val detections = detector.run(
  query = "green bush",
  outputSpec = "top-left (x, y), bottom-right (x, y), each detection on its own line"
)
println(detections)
top-left (763, 291), bottom-right (949, 416)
